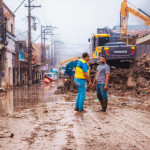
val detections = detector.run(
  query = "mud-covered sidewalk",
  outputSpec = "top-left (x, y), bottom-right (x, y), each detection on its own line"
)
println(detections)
top-left (0, 83), bottom-right (150, 150)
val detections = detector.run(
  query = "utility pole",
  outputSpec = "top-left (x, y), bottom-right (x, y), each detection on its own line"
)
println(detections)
top-left (43, 31), bottom-right (46, 65)
top-left (25, 0), bottom-right (40, 85)
top-left (53, 40), bottom-right (63, 67)
top-left (27, 0), bottom-right (32, 85)
top-left (41, 26), bottom-right (57, 72)
top-left (51, 35), bottom-right (54, 68)
top-left (50, 35), bottom-right (53, 70)
top-left (41, 25), bottom-right (43, 64)
top-left (0, 0), bottom-right (3, 8)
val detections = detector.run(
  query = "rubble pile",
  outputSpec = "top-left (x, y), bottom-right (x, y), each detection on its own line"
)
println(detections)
top-left (109, 55), bottom-right (150, 96)
top-left (55, 77), bottom-right (77, 94)
top-left (56, 55), bottom-right (150, 95)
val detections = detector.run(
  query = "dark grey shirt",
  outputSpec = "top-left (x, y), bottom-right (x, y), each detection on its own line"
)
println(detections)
top-left (96, 64), bottom-right (110, 84)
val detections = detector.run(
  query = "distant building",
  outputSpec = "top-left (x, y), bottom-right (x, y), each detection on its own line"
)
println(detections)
top-left (15, 41), bottom-right (29, 86)
top-left (113, 25), bottom-right (150, 30)
top-left (112, 25), bottom-right (150, 45)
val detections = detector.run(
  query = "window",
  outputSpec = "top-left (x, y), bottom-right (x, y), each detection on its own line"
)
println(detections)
top-left (92, 37), bottom-right (96, 48)
top-left (19, 43), bottom-right (23, 49)
top-left (45, 74), bottom-right (52, 77)
top-left (11, 24), bottom-right (13, 34)
top-left (62, 67), bottom-right (66, 70)
top-left (97, 37), bottom-right (109, 46)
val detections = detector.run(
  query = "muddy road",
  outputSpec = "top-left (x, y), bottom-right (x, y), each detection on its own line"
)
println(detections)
top-left (0, 83), bottom-right (150, 150)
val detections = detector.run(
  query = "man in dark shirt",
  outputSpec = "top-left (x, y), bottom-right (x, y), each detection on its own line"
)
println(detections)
top-left (93, 56), bottom-right (110, 112)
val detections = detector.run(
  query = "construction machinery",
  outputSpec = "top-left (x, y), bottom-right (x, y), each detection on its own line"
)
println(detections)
top-left (120, 0), bottom-right (150, 38)
top-left (89, 28), bottom-right (136, 65)
top-left (59, 56), bottom-right (81, 77)
top-left (60, 56), bottom-right (81, 66)
top-left (89, 0), bottom-right (150, 66)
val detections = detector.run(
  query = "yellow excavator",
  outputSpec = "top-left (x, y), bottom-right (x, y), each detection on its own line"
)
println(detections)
top-left (120, 0), bottom-right (150, 38)
top-left (60, 56), bottom-right (81, 66)
top-left (59, 56), bottom-right (81, 77)
top-left (89, 29), bottom-right (136, 65)
top-left (89, 0), bottom-right (150, 66)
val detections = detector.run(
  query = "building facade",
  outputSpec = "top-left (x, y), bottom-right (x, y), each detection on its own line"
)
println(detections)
top-left (0, 3), bottom-right (15, 88)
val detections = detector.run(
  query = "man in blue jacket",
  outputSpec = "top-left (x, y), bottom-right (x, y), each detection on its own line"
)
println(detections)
top-left (74, 52), bottom-right (92, 112)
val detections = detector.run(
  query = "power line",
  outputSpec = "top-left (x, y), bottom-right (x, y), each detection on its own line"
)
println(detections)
top-left (127, 1), bottom-right (137, 9)
top-left (33, 34), bottom-right (41, 43)
top-left (16, 30), bottom-right (28, 37)
top-left (33, 7), bottom-right (48, 26)
top-left (8, 0), bottom-right (26, 21)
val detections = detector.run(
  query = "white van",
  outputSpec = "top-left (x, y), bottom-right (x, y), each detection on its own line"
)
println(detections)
top-left (44, 72), bottom-right (58, 81)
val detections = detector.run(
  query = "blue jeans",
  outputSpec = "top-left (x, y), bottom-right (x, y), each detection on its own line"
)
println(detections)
top-left (96, 84), bottom-right (108, 110)
top-left (74, 78), bottom-right (87, 110)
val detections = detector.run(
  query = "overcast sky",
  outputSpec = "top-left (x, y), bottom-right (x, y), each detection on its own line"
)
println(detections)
top-left (3, 0), bottom-right (150, 62)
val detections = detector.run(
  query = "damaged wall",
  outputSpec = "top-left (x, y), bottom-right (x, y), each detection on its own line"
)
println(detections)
top-left (136, 45), bottom-right (150, 58)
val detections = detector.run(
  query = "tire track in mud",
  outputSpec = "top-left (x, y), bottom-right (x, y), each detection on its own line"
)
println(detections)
top-left (40, 104), bottom-right (77, 150)
top-left (111, 109), bottom-right (150, 150)
top-left (0, 98), bottom-right (150, 150)
top-left (92, 108), bottom-right (150, 150)
top-left (74, 112), bottom-right (118, 150)
top-left (72, 111), bottom-right (110, 149)
top-left (20, 105), bottom-right (66, 149)
top-left (71, 107), bottom-right (150, 150)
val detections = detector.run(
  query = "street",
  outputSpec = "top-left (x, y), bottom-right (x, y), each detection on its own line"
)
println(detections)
top-left (0, 82), bottom-right (150, 150)
top-left (0, 0), bottom-right (150, 149)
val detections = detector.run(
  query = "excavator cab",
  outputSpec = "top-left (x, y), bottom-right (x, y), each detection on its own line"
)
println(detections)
top-left (90, 34), bottom-right (110, 59)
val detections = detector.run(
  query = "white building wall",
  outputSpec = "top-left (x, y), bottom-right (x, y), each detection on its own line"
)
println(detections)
top-left (6, 35), bottom-right (15, 53)
top-left (4, 34), bottom-right (15, 88)
top-left (0, 3), bottom-right (16, 88)
top-left (5, 51), bottom-right (13, 87)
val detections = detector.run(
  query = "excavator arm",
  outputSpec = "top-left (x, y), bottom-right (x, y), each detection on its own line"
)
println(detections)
top-left (120, 0), bottom-right (129, 37)
top-left (127, 7), bottom-right (150, 26)
top-left (60, 56), bottom-right (80, 65)
top-left (120, 0), bottom-right (150, 37)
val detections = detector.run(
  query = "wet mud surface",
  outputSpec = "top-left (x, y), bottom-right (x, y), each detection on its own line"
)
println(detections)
top-left (0, 83), bottom-right (150, 150)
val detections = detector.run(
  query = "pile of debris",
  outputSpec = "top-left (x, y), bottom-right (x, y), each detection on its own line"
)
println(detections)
top-left (109, 55), bottom-right (150, 96)
top-left (55, 77), bottom-right (77, 94)
top-left (56, 55), bottom-right (150, 96)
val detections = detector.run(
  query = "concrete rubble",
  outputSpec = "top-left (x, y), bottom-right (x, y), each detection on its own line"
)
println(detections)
top-left (110, 55), bottom-right (150, 96)
top-left (56, 55), bottom-right (150, 98)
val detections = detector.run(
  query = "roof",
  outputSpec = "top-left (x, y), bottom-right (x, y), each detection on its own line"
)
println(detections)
top-left (3, 3), bottom-right (15, 17)
top-left (113, 25), bottom-right (150, 30)
top-left (112, 29), bottom-right (150, 37)
top-left (136, 33), bottom-right (150, 44)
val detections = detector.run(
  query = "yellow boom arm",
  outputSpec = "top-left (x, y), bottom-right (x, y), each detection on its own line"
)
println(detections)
top-left (60, 56), bottom-right (80, 65)
top-left (120, 0), bottom-right (150, 37)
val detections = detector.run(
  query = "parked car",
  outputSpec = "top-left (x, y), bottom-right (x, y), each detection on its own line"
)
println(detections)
top-left (44, 72), bottom-right (58, 81)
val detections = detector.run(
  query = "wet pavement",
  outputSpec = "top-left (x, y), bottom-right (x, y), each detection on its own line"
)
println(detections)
top-left (0, 82), bottom-right (64, 118)
top-left (0, 82), bottom-right (150, 150)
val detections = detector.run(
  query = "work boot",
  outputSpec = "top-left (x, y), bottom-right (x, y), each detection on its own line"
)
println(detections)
top-left (78, 109), bottom-right (87, 113)
top-left (74, 108), bottom-right (79, 111)
top-left (100, 108), bottom-right (106, 112)
top-left (101, 109), bottom-right (106, 112)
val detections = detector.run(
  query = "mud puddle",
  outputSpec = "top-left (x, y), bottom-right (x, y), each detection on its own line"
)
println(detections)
top-left (0, 82), bottom-right (65, 118)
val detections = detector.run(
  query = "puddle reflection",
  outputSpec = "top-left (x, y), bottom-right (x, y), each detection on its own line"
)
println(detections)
top-left (0, 91), bottom-right (14, 117)
top-left (0, 83), bottom-right (63, 118)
